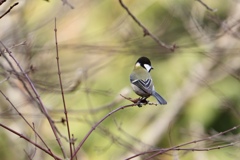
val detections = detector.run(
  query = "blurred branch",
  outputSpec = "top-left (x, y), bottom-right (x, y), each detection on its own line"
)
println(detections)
top-left (128, 142), bottom-right (238, 160)
top-left (0, 2), bottom-right (19, 19)
top-left (0, 75), bottom-right (9, 83)
top-left (24, 149), bottom-right (32, 160)
top-left (127, 125), bottom-right (240, 159)
top-left (146, 125), bottom-right (240, 160)
top-left (196, 0), bottom-right (217, 12)
top-left (145, 125), bottom-right (240, 159)
top-left (61, 0), bottom-right (74, 9)
top-left (71, 134), bottom-right (78, 160)
top-left (24, 123), bottom-right (38, 160)
top-left (53, 119), bottom-right (70, 142)
top-left (83, 118), bottom-right (139, 154)
top-left (49, 87), bottom-right (131, 114)
top-left (71, 103), bottom-right (137, 159)
top-left (1, 53), bottom-right (41, 111)
top-left (31, 123), bottom-right (37, 159)
top-left (0, 90), bottom-right (53, 155)
top-left (0, 123), bottom-right (61, 160)
top-left (119, 0), bottom-right (177, 51)
top-left (0, 41), bottom-right (67, 158)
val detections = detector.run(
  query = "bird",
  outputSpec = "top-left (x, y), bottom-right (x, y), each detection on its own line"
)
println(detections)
top-left (130, 56), bottom-right (167, 105)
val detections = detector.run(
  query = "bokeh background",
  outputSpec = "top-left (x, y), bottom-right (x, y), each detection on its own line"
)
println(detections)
top-left (0, 0), bottom-right (240, 159)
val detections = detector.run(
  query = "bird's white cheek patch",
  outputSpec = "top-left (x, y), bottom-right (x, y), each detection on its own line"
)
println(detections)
top-left (144, 64), bottom-right (152, 72)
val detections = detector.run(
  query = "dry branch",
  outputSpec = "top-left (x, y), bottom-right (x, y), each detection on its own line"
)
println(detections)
top-left (119, 0), bottom-right (177, 51)
top-left (0, 2), bottom-right (19, 19)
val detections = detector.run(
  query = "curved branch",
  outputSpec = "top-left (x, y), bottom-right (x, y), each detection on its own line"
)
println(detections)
top-left (119, 0), bottom-right (177, 51)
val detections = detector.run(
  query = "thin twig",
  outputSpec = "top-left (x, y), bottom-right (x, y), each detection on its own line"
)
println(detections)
top-left (24, 149), bottom-right (32, 160)
top-left (126, 141), bottom-right (238, 159)
top-left (0, 76), bottom-right (10, 83)
top-left (54, 17), bottom-right (73, 158)
top-left (0, 123), bottom-right (61, 160)
top-left (0, 2), bottom-right (19, 19)
top-left (0, 41), bottom-right (67, 158)
top-left (50, 89), bottom-right (128, 114)
top-left (175, 142), bottom-right (238, 151)
top-left (72, 134), bottom-right (78, 160)
top-left (23, 123), bottom-right (37, 160)
top-left (145, 125), bottom-right (240, 159)
top-left (31, 123), bottom-right (37, 159)
top-left (61, 0), bottom-right (74, 9)
top-left (0, 90), bottom-right (55, 157)
top-left (53, 120), bottom-right (70, 142)
top-left (119, 0), bottom-right (176, 51)
top-left (1, 50), bottom-right (38, 111)
top-left (71, 103), bottom-right (137, 160)
top-left (126, 125), bottom-right (240, 160)
top-left (196, 0), bottom-right (217, 12)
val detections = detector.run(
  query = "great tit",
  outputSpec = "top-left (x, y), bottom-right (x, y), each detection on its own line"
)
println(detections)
top-left (130, 57), bottom-right (167, 105)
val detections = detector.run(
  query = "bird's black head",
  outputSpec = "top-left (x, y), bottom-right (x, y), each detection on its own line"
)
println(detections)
top-left (135, 57), bottom-right (153, 72)
top-left (136, 57), bottom-right (151, 66)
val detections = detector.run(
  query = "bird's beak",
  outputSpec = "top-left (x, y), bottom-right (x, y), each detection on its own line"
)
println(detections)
top-left (150, 67), bottom-right (153, 72)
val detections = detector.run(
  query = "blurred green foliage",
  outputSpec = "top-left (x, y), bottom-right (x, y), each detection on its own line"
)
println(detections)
top-left (0, 0), bottom-right (239, 160)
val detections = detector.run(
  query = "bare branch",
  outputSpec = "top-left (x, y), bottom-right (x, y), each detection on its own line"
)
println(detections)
top-left (0, 123), bottom-right (61, 160)
top-left (61, 0), bottom-right (74, 9)
top-left (127, 141), bottom-right (238, 159)
top-left (0, 2), bottom-right (19, 19)
top-left (71, 103), bottom-right (137, 159)
top-left (119, 0), bottom-right (177, 51)
top-left (196, 0), bottom-right (217, 12)
top-left (71, 134), bottom-right (78, 160)
top-left (54, 17), bottom-right (73, 157)
top-left (0, 41), bottom-right (67, 159)
top-left (31, 123), bottom-right (37, 159)
top-left (0, 90), bottom-right (55, 156)
top-left (145, 125), bottom-right (240, 159)
top-left (24, 149), bottom-right (33, 160)
top-left (126, 125), bottom-right (240, 160)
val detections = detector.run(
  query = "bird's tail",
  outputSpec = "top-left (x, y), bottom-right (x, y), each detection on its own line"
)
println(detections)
top-left (152, 91), bottom-right (167, 105)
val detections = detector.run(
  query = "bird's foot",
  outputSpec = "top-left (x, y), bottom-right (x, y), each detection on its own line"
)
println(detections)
top-left (137, 98), bottom-right (149, 107)
top-left (120, 94), bottom-right (149, 107)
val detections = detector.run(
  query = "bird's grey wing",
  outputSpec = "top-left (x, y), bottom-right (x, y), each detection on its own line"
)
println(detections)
top-left (131, 78), bottom-right (153, 95)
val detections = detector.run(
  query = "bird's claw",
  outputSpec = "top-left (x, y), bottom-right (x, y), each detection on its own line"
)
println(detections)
top-left (120, 94), bottom-right (150, 107)
top-left (137, 98), bottom-right (149, 107)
